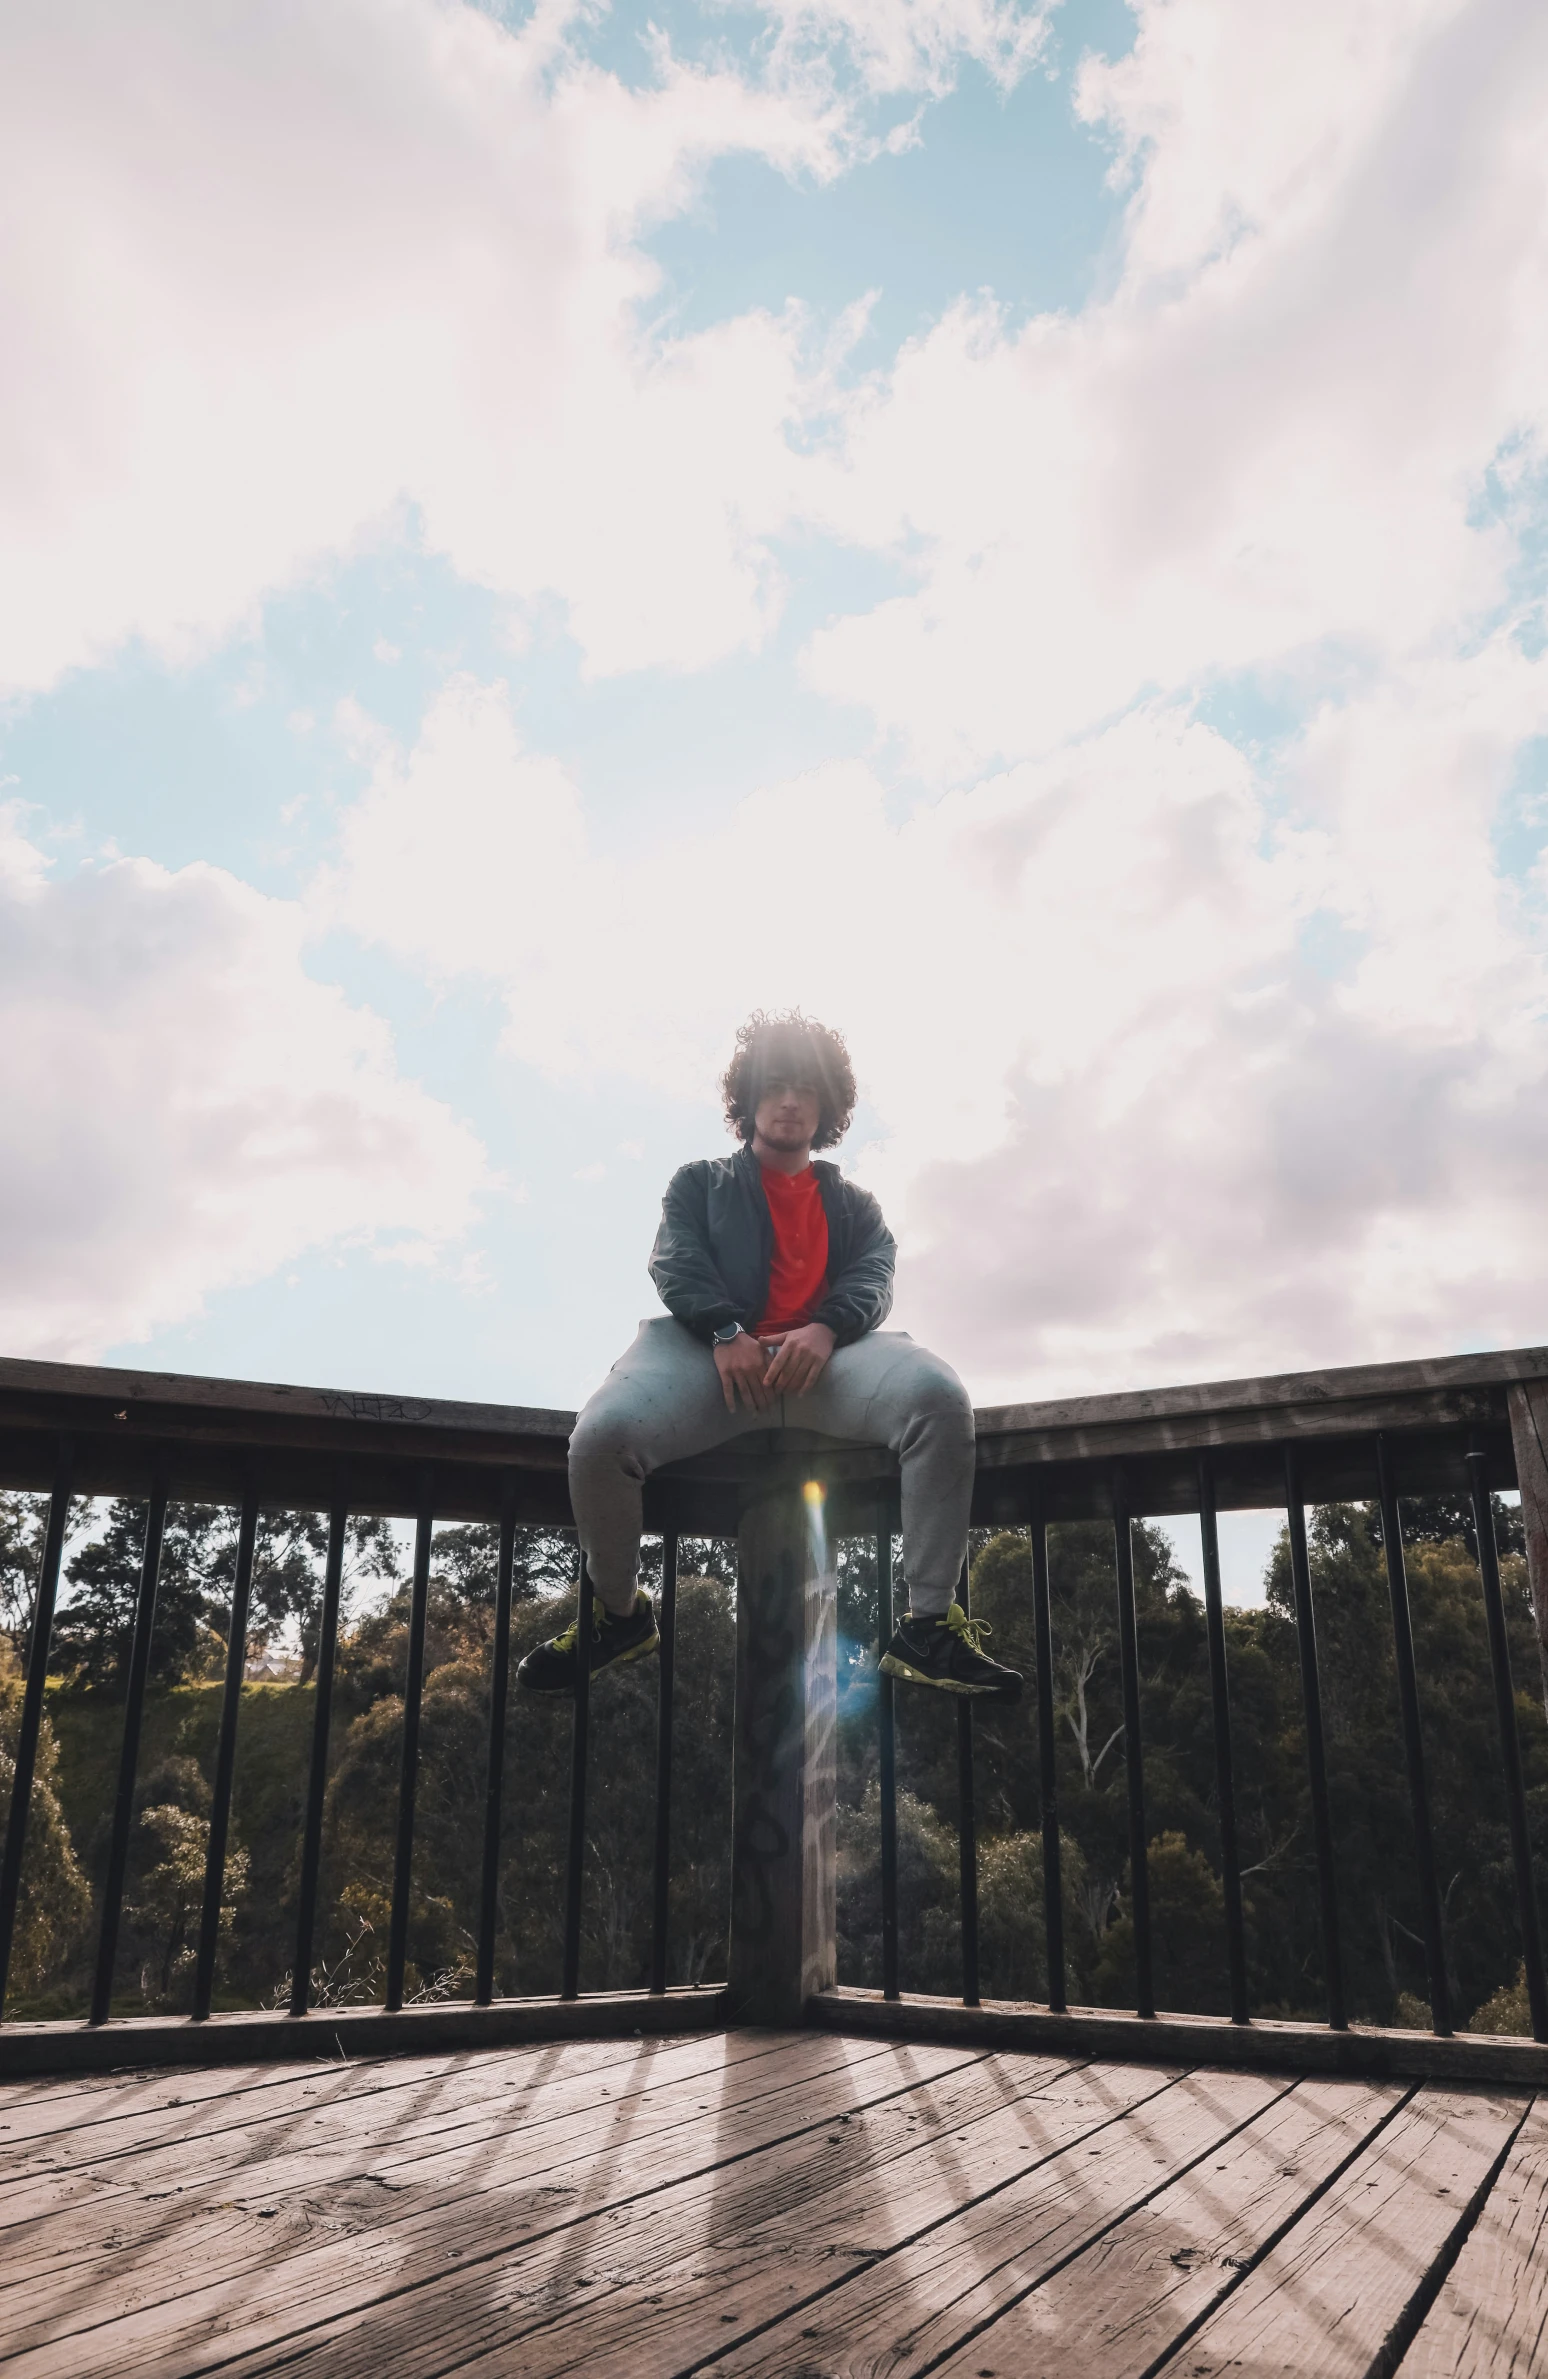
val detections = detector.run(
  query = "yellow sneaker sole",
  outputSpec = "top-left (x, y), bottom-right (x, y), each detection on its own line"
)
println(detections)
top-left (610, 1627), bottom-right (661, 1668)
top-left (519, 1626), bottom-right (660, 1694)
top-left (879, 1651), bottom-right (999, 1696)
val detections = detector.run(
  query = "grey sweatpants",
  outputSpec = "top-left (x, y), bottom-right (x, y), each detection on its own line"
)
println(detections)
top-left (569, 1317), bottom-right (976, 1616)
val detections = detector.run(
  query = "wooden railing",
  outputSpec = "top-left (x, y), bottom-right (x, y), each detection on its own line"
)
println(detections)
top-left (1, 1346), bottom-right (1546, 2077)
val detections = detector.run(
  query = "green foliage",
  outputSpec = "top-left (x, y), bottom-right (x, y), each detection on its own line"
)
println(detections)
top-left (1469, 1963), bottom-right (1532, 2035)
top-left (51, 1500), bottom-right (224, 1691)
top-left (830, 1505), bottom-right (1548, 2026)
top-left (0, 1644), bottom-right (91, 2008)
top-left (48, 1498), bottom-right (403, 1693)
top-left (11, 1487), bottom-right (1546, 2034)
top-left (837, 1783), bottom-right (960, 1994)
top-left (1092, 1832), bottom-right (1228, 2013)
top-left (124, 1799), bottom-right (249, 2007)
top-left (0, 1492), bottom-right (50, 1649)
top-left (295, 1568), bottom-right (736, 2005)
top-left (242, 1510), bottom-right (401, 1682)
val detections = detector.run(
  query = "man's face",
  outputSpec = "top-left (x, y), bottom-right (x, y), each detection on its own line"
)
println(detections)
top-left (753, 1072), bottom-right (822, 1152)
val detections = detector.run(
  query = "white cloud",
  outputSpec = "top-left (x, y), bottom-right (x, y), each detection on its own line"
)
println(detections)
top-left (0, 0), bottom-right (1057, 699)
top-left (801, 0), bottom-right (1548, 772)
top-left (0, 0), bottom-right (838, 693)
top-left (10, 0), bottom-right (1548, 1402)
top-left (1076, 0), bottom-right (1469, 288)
top-left (764, 0), bottom-right (1053, 97)
top-left (328, 658), bottom-right (1548, 1396)
top-left (0, 810), bottom-right (489, 1359)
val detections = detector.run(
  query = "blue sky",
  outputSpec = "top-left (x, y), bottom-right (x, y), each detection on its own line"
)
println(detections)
top-left (3, 0), bottom-right (1547, 1478)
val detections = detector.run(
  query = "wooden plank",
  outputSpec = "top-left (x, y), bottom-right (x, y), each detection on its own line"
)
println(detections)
top-left (705, 2066), bottom-right (1292, 2379)
top-left (0, 2035), bottom-right (870, 2328)
top-left (0, 2035), bottom-right (854, 2342)
top-left (1401, 2098), bottom-right (1548, 2379)
top-left (0, 2060), bottom-right (300, 2124)
top-left (972, 1397), bottom-right (1512, 1484)
top-left (0, 1982), bottom-right (731, 2081)
top-left (0, 2026), bottom-right (870, 2264)
top-left (809, 1984), bottom-right (1548, 2088)
top-left (0, 1354), bottom-right (575, 1447)
top-left (161, 2052), bottom-right (1161, 2379)
top-left (0, 2007), bottom-right (746, 2179)
top-left (977, 1347), bottom-right (1548, 1439)
top-left (0, 2026), bottom-right (779, 2226)
top-left (920, 2076), bottom-right (1404, 2379)
top-left (0, 2037), bottom-right (978, 2377)
top-left (0, 2025), bottom-right (701, 2160)
top-left (0, 1347), bottom-right (1541, 1510)
top-left (729, 1481), bottom-right (836, 2024)
top-left (0, 1348), bottom-right (1531, 1526)
top-left (737, 2057), bottom-right (1180, 2256)
top-left (0, 2038), bottom-right (983, 2375)
top-left (5, 1342), bottom-right (1542, 1457)
top-left (1170, 2083), bottom-right (1528, 2379)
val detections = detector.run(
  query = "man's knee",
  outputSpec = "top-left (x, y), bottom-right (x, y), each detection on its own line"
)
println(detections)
top-left (568, 1396), bottom-right (648, 1484)
top-left (895, 1350), bottom-right (975, 1447)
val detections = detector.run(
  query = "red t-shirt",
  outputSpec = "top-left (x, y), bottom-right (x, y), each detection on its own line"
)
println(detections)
top-left (756, 1163), bottom-right (830, 1336)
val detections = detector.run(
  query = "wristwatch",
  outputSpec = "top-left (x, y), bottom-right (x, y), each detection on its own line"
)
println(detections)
top-left (712, 1321), bottom-right (744, 1347)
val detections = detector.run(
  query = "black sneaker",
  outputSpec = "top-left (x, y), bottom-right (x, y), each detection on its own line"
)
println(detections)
top-left (880, 1603), bottom-right (1022, 1701)
top-left (515, 1588), bottom-right (660, 1694)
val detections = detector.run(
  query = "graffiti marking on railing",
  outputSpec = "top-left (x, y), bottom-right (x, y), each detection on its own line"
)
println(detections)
top-left (316, 1392), bottom-right (437, 1424)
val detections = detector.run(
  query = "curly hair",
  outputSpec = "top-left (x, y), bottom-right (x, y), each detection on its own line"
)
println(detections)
top-left (721, 1010), bottom-right (858, 1151)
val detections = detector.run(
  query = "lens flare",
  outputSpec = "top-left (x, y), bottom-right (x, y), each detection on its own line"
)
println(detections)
top-left (803, 1478), bottom-right (827, 1575)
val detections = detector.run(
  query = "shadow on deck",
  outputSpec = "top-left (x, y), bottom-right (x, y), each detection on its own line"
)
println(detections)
top-left (2, 2025), bottom-right (1541, 2377)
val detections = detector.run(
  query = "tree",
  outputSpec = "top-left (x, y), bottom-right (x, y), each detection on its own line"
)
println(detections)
top-left (239, 1510), bottom-right (401, 1683)
top-left (308, 1565), bottom-right (737, 2004)
top-left (0, 1490), bottom-right (51, 1653)
top-left (48, 1498), bottom-right (408, 1691)
top-left (837, 1781), bottom-right (961, 1997)
top-left (124, 1801), bottom-right (250, 2008)
top-left (51, 1500), bottom-right (226, 1691)
top-left (0, 1642), bottom-right (90, 2005)
top-left (1092, 1832), bottom-right (1229, 2014)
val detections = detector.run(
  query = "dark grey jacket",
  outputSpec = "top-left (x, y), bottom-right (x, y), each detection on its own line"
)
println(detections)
top-left (649, 1145), bottom-right (895, 1347)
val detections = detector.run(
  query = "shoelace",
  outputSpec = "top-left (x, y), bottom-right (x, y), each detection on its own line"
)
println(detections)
top-left (552, 1604), bottom-right (610, 1655)
top-left (945, 1607), bottom-right (994, 1656)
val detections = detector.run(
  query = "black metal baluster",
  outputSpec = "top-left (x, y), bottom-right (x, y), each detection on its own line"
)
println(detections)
top-left (957, 1557), bottom-right (980, 2007)
top-left (649, 1530), bottom-right (680, 1995)
top-left (561, 1547), bottom-right (593, 2001)
top-left (1111, 1464), bottom-right (1153, 2019)
top-left (1376, 1433), bottom-right (1452, 2036)
top-left (1284, 1445), bottom-right (1346, 2030)
top-left (0, 1438), bottom-right (74, 2017)
top-left (386, 1469), bottom-right (434, 2013)
top-left (194, 1478), bottom-right (258, 2021)
top-left (291, 1485), bottom-right (348, 2017)
top-left (90, 1468), bottom-right (169, 2026)
top-left (1467, 1446), bottom-right (1548, 2042)
top-left (476, 1471), bottom-right (518, 2006)
top-left (1028, 1478), bottom-right (1065, 2014)
top-left (1197, 1456), bottom-right (1248, 2026)
top-left (876, 1527), bottom-right (900, 2002)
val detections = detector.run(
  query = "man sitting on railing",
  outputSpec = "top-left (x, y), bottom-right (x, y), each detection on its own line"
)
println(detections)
top-left (518, 1010), bottom-right (1022, 1702)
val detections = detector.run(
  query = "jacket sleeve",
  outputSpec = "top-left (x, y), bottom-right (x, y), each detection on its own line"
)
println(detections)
top-left (815, 1187), bottom-right (896, 1345)
top-left (648, 1164), bottom-right (740, 1343)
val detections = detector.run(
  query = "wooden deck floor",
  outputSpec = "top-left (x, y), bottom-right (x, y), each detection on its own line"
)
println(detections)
top-left (0, 2026), bottom-right (1542, 2378)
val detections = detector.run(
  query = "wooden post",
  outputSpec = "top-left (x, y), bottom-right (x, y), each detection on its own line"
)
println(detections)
top-left (1507, 1382), bottom-right (1548, 1716)
top-left (728, 1472), bottom-right (837, 2025)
